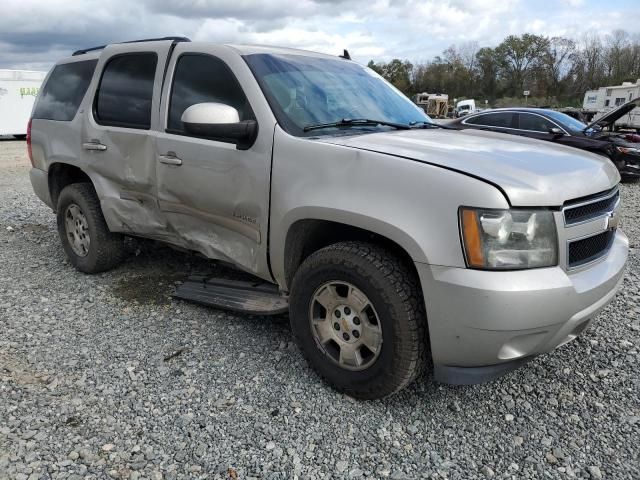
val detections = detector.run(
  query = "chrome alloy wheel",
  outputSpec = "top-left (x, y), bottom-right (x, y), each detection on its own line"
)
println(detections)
top-left (309, 281), bottom-right (383, 371)
top-left (65, 204), bottom-right (90, 257)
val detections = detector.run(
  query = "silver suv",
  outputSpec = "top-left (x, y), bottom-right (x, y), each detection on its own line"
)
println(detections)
top-left (28, 37), bottom-right (628, 399)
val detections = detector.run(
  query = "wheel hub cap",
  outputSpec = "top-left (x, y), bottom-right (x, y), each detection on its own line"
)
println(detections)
top-left (309, 281), bottom-right (382, 371)
top-left (65, 204), bottom-right (90, 257)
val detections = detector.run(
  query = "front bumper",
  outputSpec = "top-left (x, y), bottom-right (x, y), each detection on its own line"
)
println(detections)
top-left (620, 163), bottom-right (640, 179)
top-left (619, 153), bottom-right (640, 179)
top-left (417, 230), bottom-right (628, 384)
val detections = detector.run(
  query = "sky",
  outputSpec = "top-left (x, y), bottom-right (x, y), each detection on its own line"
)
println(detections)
top-left (1, 0), bottom-right (639, 71)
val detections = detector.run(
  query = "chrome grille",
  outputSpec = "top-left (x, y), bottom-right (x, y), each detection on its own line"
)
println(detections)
top-left (564, 188), bottom-right (619, 225)
top-left (568, 230), bottom-right (616, 268)
top-left (562, 186), bottom-right (620, 270)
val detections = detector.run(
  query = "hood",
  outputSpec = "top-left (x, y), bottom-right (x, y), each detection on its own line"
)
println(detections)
top-left (587, 97), bottom-right (640, 130)
top-left (319, 128), bottom-right (619, 206)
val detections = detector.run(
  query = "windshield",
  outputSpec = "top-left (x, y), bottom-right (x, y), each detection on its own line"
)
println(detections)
top-left (244, 53), bottom-right (432, 136)
top-left (543, 110), bottom-right (588, 133)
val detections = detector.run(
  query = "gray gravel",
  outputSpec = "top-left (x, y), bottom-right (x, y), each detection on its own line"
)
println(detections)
top-left (0, 139), bottom-right (638, 480)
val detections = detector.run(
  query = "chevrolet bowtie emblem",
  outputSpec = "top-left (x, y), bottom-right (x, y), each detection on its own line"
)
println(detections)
top-left (606, 209), bottom-right (620, 230)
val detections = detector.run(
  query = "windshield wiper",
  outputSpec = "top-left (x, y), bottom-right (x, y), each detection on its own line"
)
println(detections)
top-left (303, 118), bottom-right (411, 132)
top-left (409, 120), bottom-right (452, 129)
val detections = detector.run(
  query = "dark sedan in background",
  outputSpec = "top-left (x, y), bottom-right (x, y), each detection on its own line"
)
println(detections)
top-left (448, 99), bottom-right (640, 180)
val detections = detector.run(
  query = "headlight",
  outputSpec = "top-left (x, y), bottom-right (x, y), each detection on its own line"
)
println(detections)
top-left (460, 207), bottom-right (558, 269)
top-left (616, 146), bottom-right (640, 155)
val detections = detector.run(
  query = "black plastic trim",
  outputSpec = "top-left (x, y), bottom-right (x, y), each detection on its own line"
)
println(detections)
top-left (434, 356), bottom-right (534, 385)
top-left (72, 36), bottom-right (190, 56)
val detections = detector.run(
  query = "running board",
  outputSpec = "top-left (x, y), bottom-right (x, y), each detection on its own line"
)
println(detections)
top-left (173, 276), bottom-right (289, 315)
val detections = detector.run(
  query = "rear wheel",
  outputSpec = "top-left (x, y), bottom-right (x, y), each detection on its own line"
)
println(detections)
top-left (289, 241), bottom-right (428, 399)
top-left (56, 183), bottom-right (126, 273)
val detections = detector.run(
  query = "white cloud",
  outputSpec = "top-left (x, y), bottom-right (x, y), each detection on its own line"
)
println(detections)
top-left (0, 0), bottom-right (638, 70)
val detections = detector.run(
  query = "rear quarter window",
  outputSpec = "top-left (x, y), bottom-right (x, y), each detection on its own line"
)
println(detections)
top-left (465, 112), bottom-right (515, 128)
top-left (519, 113), bottom-right (556, 132)
top-left (32, 60), bottom-right (97, 121)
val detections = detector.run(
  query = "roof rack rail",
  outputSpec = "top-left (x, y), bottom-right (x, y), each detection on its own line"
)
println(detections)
top-left (72, 36), bottom-right (191, 56)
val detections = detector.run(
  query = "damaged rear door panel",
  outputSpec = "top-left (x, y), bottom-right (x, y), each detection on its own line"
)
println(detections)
top-left (81, 41), bottom-right (172, 238)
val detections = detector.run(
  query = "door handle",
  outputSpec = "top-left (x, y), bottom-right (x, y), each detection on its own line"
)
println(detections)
top-left (159, 152), bottom-right (182, 166)
top-left (82, 141), bottom-right (107, 151)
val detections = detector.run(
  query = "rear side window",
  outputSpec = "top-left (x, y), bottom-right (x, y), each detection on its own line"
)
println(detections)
top-left (519, 113), bottom-right (557, 133)
top-left (32, 60), bottom-right (97, 121)
top-left (466, 112), bottom-right (515, 128)
top-left (167, 54), bottom-right (253, 133)
top-left (95, 53), bottom-right (157, 129)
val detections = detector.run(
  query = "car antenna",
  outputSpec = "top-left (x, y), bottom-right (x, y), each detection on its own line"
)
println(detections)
top-left (340, 49), bottom-right (351, 60)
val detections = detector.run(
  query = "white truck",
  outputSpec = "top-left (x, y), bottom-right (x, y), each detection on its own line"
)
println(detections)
top-left (0, 69), bottom-right (46, 138)
top-left (455, 99), bottom-right (479, 118)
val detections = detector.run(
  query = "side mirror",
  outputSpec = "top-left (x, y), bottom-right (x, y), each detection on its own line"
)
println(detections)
top-left (181, 103), bottom-right (258, 150)
top-left (548, 127), bottom-right (565, 136)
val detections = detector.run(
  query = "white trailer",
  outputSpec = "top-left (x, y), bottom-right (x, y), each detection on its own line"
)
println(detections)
top-left (415, 92), bottom-right (449, 118)
top-left (0, 69), bottom-right (47, 137)
top-left (583, 79), bottom-right (640, 130)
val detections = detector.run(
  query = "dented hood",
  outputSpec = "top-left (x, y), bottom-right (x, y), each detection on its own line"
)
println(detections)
top-left (319, 128), bottom-right (619, 206)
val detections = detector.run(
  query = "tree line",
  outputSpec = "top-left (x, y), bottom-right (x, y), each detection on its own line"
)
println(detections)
top-left (367, 30), bottom-right (640, 107)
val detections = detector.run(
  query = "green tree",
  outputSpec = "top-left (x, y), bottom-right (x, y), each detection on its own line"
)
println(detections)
top-left (542, 37), bottom-right (576, 98)
top-left (495, 34), bottom-right (550, 96)
top-left (475, 47), bottom-right (499, 100)
top-left (367, 59), bottom-right (413, 94)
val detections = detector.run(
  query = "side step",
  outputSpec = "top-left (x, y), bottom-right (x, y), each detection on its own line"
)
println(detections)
top-left (173, 276), bottom-right (289, 315)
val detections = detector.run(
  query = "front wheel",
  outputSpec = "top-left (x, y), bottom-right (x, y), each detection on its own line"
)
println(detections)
top-left (56, 183), bottom-right (126, 273)
top-left (289, 242), bottom-right (428, 399)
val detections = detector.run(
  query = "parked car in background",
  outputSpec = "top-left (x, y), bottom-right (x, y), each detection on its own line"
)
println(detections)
top-left (449, 102), bottom-right (640, 180)
top-left (29, 38), bottom-right (628, 399)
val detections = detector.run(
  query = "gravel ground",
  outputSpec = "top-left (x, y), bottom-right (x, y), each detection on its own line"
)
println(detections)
top-left (0, 139), bottom-right (638, 480)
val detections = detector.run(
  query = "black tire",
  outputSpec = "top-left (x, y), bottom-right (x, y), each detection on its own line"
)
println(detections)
top-left (56, 183), bottom-right (126, 273)
top-left (289, 241), bottom-right (428, 399)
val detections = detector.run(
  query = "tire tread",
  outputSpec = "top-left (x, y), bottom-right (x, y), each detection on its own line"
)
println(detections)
top-left (56, 182), bottom-right (126, 273)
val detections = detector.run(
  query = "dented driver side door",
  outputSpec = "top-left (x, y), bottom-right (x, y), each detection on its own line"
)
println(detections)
top-left (154, 44), bottom-right (274, 278)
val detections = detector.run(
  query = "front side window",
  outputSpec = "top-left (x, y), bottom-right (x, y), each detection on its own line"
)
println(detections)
top-left (543, 110), bottom-right (587, 134)
top-left (95, 53), bottom-right (157, 129)
top-left (518, 113), bottom-right (557, 133)
top-left (244, 53), bottom-right (431, 136)
top-left (33, 60), bottom-right (97, 121)
top-left (167, 54), bottom-right (254, 133)
top-left (465, 112), bottom-right (515, 128)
